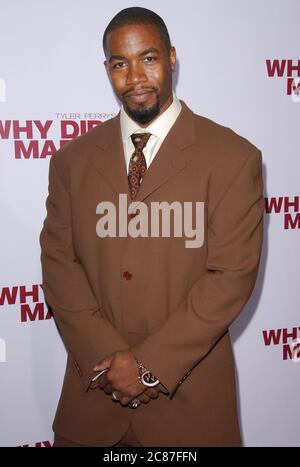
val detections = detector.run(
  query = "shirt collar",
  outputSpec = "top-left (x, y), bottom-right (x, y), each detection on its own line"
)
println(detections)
top-left (120, 91), bottom-right (182, 141)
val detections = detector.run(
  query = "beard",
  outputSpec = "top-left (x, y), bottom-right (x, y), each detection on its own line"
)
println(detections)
top-left (123, 93), bottom-right (160, 125)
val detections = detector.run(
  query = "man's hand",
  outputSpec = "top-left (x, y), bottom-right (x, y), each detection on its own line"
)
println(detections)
top-left (93, 350), bottom-right (159, 406)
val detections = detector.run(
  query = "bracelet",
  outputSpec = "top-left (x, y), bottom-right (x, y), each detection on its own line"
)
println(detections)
top-left (135, 358), bottom-right (147, 384)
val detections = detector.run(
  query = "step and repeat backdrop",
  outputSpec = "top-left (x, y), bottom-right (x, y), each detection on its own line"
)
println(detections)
top-left (0, 0), bottom-right (299, 447)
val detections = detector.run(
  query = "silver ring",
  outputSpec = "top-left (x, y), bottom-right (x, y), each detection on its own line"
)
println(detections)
top-left (128, 398), bottom-right (140, 409)
top-left (112, 391), bottom-right (122, 401)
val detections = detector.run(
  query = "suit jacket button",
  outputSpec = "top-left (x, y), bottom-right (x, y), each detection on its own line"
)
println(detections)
top-left (123, 271), bottom-right (133, 280)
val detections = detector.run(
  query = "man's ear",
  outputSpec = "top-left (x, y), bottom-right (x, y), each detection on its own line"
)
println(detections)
top-left (169, 46), bottom-right (176, 72)
top-left (103, 60), bottom-right (110, 79)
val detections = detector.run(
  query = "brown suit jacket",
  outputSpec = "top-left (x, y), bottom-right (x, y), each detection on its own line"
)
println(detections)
top-left (39, 100), bottom-right (264, 447)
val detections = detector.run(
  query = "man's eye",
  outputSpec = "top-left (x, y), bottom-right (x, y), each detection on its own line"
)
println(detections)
top-left (113, 62), bottom-right (126, 69)
top-left (144, 56), bottom-right (157, 62)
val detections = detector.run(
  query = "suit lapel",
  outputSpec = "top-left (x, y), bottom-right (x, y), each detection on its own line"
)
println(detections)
top-left (91, 115), bottom-right (130, 197)
top-left (133, 101), bottom-right (196, 203)
top-left (91, 100), bottom-right (196, 202)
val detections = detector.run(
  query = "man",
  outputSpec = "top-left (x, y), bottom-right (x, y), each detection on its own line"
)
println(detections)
top-left (40, 7), bottom-right (264, 447)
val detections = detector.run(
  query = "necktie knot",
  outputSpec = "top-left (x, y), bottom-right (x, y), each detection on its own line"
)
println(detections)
top-left (130, 132), bottom-right (151, 151)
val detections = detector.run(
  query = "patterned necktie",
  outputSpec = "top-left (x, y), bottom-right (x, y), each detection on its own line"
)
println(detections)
top-left (128, 132), bottom-right (151, 200)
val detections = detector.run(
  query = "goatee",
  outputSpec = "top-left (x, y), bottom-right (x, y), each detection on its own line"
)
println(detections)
top-left (124, 98), bottom-right (160, 125)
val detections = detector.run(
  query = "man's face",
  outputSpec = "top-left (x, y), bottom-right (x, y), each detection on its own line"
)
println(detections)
top-left (104, 23), bottom-right (176, 126)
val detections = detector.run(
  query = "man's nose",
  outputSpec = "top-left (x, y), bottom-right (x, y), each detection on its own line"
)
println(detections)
top-left (126, 62), bottom-right (147, 85)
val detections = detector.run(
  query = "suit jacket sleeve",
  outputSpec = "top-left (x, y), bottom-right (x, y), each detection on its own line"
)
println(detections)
top-left (39, 150), bottom-right (130, 391)
top-left (131, 148), bottom-right (265, 399)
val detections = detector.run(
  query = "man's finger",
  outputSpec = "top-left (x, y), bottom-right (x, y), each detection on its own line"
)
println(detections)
top-left (120, 396), bottom-right (132, 406)
top-left (138, 394), bottom-right (150, 404)
top-left (98, 374), bottom-right (109, 389)
top-left (144, 388), bottom-right (159, 399)
top-left (104, 384), bottom-right (113, 394)
top-left (93, 354), bottom-right (114, 371)
top-left (93, 361), bottom-right (111, 371)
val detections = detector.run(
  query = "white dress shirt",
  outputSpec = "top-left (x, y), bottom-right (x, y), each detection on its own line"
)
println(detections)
top-left (120, 91), bottom-right (182, 174)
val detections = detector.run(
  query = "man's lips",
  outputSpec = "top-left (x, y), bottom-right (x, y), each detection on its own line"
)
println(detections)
top-left (124, 89), bottom-right (155, 103)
